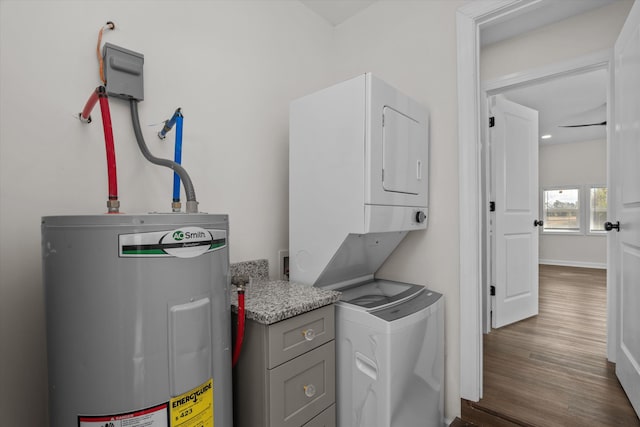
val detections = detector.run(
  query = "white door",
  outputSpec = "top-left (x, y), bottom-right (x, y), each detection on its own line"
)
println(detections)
top-left (613, 0), bottom-right (640, 416)
top-left (490, 96), bottom-right (540, 328)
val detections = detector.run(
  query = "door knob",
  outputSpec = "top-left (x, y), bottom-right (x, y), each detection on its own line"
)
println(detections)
top-left (534, 219), bottom-right (544, 227)
top-left (604, 221), bottom-right (620, 232)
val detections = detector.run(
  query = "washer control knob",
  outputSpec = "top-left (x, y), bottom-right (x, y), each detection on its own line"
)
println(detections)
top-left (415, 211), bottom-right (426, 224)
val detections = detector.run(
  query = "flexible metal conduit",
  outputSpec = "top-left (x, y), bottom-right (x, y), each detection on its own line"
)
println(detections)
top-left (129, 99), bottom-right (198, 213)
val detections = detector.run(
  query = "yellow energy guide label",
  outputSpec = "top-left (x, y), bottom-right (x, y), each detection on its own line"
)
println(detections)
top-left (170, 379), bottom-right (214, 427)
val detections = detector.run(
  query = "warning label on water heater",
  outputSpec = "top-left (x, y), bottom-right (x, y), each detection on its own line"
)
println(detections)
top-left (78, 403), bottom-right (168, 427)
top-left (170, 379), bottom-right (214, 427)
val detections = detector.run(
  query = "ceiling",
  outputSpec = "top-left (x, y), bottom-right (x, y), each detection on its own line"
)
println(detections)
top-left (299, 0), bottom-right (614, 145)
top-left (500, 68), bottom-right (607, 145)
top-left (482, 0), bottom-right (613, 145)
top-left (299, 0), bottom-right (617, 31)
top-left (481, 0), bottom-right (618, 46)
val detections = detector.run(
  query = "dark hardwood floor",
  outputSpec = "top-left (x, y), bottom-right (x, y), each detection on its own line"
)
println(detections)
top-left (463, 265), bottom-right (640, 427)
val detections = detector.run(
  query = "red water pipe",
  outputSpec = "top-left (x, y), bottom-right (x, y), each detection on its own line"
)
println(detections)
top-left (80, 86), bottom-right (119, 213)
top-left (232, 288), bottom-right (246, 367)
top-left (97, 90), bottom-right (118, 203)
top-left (80, 90), bottom-right (99, 123)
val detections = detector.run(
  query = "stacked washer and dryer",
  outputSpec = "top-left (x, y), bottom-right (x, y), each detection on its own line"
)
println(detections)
top-left (290, 74), bottom-right (445, 427)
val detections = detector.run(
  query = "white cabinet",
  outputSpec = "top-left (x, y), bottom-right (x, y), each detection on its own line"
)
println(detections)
top-left (290, 73), bottom-right (429, 287)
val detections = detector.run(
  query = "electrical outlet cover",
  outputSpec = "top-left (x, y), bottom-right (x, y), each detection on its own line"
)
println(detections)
top-left (103, 42), bottom-right (144, 101)
top-left (278, 250), bottom-right (289, 281)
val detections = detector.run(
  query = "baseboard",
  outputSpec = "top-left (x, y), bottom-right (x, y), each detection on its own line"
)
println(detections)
top-left (539, 259), bottom-right (606, 269)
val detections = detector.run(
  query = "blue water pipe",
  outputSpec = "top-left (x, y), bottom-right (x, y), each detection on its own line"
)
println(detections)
top-left (173, 113), bottom-right (183, 204)
top-left (158, 107), bottom-right (182, 140)
top-left (157, 107), bottom-right (184, 211)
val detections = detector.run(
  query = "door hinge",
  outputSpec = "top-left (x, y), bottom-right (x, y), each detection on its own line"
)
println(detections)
top-left (489, 116), bottom-right (495, 127)
top-left (489, 201), bottom-right (495, 212)
top-left (490, 285), bottom-right (496, 296)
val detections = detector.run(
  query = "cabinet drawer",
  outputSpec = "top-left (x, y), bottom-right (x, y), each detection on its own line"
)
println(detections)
top-left (303, 404), bottom-right (335, 427)
top-left (268, 305), bottom-right (334, 369)
top-left (269, 341), bottom-right (335, 427)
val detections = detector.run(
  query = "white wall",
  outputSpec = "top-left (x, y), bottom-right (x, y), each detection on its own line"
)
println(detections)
top-left (332, 1), bottom-right (464, 420)
top-left (539, 139), bottom-right (607, 267)
top-left (481, 0), bottom-right (633, 80)
top-left (0, 1), bottom-right (334, 424)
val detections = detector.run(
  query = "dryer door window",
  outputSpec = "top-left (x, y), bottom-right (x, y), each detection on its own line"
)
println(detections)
top-left (382, 106), bottom-right (423, 195)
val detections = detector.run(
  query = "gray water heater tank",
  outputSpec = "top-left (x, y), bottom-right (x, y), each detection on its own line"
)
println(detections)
top-left (42, 214), bottom-right (232, 427)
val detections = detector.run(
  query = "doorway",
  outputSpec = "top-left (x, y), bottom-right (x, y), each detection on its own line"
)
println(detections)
top-left (474, 65), bottom-right (628, 425)
top-left (484, 66), bottom-right (609, 332)
top-left (459, 0), bottom-right (640, 418)
top-left (456, 0), bottom-right (634, 402)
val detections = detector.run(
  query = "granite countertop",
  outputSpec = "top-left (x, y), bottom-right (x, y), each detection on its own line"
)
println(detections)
top-left (230, 279), bottom-right (341, 325)
top-left (229, 259), bottom-right (340, 325)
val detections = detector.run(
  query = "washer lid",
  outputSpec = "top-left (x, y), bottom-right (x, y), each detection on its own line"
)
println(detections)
top-left (339, 279), bottom-right (424, 310)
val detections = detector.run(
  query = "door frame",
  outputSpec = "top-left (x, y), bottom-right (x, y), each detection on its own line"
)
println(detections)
top-left (457, 0), bottom-right (617, 401)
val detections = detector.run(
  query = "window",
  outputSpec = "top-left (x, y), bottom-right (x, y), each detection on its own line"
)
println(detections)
top-left (589, 186), bottom-right (608, 233)
top-left (540, 186), bottom-right (607, 235)
top-left (543, 188), bottom-right (580, 232)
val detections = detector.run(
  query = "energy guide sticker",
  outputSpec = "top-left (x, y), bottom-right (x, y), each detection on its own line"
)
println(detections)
top-left (78, 403), bottom-right (168, 426)
top-left (170, 379), bottom-right (214, 427)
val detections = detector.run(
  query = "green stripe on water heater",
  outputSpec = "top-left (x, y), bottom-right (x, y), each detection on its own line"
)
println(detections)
top-left (122, 248), bottom-right (167, 255)
top-left (209, 240), bottom-right (226, 250)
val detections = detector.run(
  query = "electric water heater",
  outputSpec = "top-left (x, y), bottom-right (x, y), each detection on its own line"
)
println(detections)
top-left (42, 213), bottom-right (232, 427)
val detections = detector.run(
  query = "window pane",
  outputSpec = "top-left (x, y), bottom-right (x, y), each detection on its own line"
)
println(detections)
top-left (590, 187), bottom-right (607, 232)
top-left (543, 188), bottom-right (580, 231)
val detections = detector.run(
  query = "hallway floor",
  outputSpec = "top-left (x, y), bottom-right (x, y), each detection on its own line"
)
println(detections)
top-left (464, 265), bottom-right (640, 426)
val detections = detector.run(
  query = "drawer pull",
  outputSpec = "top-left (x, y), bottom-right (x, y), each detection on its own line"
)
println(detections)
top-left (303, 384), bottom-right (317, 398)
top-left (303, 328), bottom-right (316, 341)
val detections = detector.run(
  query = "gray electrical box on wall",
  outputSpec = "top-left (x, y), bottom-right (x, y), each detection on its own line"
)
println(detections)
top-left (103, 42), bottom-right (144, 100)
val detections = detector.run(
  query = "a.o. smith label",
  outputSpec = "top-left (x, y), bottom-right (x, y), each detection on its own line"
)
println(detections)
top-left (119, 227), bottom-right (226, 258)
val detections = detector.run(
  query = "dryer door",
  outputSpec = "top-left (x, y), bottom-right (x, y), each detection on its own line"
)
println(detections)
top-left (366, 74), bottom-right (429, 209)
top-left (383, 106), bottom-right (423, 195)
